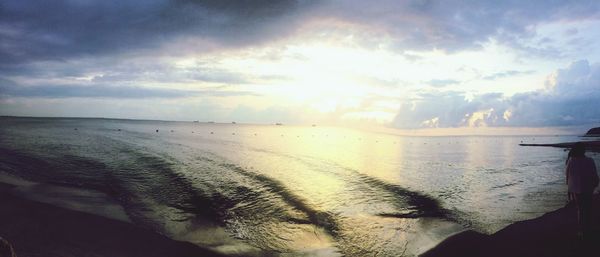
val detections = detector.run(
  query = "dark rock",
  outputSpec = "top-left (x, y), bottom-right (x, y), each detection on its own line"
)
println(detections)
top-left (420, 198), bottom-right (600, 257)
top-left (585, 127), bottom-right (600, 136)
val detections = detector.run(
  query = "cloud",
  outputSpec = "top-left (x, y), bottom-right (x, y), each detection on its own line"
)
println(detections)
top-left (0, 79), bottom-right (258, 99)
top-left (3, 0), bottom-right (599, 70)
top-left (392, 91), bottom-right (508, 128)
top-left (0, 0), bottom-right (315, 67)
top-left (507, 60), bottom-right (600, 126)
top-left (88, 61), bottom-right (251, 84)
top-left (482, 70), bottom-right (535, 80)
top-left (393, 60), bottom-right (600, 128)
top-left (2, 1), bottom-right (600, 124)
top-left (313, 0), bottom-right (600, 52)
top-left (0, 97), bottom-right (228, 121)
top-left (427, 79), bottom-right (460, 88)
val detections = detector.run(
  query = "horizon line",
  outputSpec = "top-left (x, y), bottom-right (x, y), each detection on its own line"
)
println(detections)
top-left (1, 115), bottom-right (596, 137)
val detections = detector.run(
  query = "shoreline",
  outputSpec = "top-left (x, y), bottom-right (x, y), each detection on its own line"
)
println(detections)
top-left (421, 195), bottom-right (600, 257)
top-left (2, 175), bottom-right (598, 257)
top-left (0, 182), bottom-right (228, 257)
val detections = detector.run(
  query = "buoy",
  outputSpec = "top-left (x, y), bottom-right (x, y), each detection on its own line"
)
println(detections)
top-left (156, 129), bottom-right (159, 132)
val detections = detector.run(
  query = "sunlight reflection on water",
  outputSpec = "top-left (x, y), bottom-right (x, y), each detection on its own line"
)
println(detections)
top-left (1, 117), bottom-right (596, 256)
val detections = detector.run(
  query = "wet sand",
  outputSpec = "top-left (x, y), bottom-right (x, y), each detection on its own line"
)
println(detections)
top-left (421, 195), bottom-right (600, 257)
top-left (0, 182), bottom-right (227, 257)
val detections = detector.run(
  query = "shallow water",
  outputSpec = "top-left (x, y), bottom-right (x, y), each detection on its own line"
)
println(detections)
top-left (0, 117), bottom-right (598, 256)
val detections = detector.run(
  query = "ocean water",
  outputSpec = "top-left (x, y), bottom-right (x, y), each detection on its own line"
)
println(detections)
top-left (1, 117), bottom-right (598, 256)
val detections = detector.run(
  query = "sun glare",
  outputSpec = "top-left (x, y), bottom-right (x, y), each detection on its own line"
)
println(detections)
top-left (166, 33), bottom-right (579, 127)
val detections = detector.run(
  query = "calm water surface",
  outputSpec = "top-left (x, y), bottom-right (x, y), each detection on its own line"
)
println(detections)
top-left (1, 117), bottom-right (598, 256)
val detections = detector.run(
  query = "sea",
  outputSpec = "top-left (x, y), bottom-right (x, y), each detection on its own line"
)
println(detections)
top-left (1, 117), bottom-right (598, 257)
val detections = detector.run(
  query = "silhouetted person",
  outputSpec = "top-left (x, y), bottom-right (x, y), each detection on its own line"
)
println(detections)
top-left (0, 237), bottom-right (16, 257)
top-left (565, 142), bottom-right (598, 239)
top-left (566, 148), bottom-right (575, 202)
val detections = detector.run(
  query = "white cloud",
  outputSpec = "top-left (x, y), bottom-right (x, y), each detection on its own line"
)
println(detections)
top-left (392, 60), bottom-right (600, 128)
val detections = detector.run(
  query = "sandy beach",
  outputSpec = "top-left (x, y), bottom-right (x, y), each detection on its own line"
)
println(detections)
top-left (0, 182), bottom-right (227, 257)
top-left (421, 195), bottom-right (600, 257)
top-left (4, 179), bottom-right (599, 257)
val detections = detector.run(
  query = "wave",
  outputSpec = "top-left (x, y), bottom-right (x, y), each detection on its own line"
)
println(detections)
top-left (218, 162), bottom-right (340, 237)
top-left (0, 125), bottom-right (457, 256)
top-left (243, 146), bottom-right (449, 219)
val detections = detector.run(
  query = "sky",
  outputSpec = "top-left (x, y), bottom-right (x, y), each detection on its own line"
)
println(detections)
top-left (1, 0), bottom-right (600, 130)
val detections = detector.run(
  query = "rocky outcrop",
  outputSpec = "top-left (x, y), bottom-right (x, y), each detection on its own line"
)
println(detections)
top-left (421, 197), bottom-right (600, 257)
top-left (585, 127), bottom-right (600, 136)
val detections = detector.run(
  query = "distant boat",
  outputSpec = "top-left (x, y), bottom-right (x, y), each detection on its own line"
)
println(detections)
top-left (207, 121), bottom-right (215, 124)
top-left (232, 122), bottom-right (237, 124)
top-left (193, 120), bottom-right (199, 123)
top-left (275, 123), bottom-right (283, 126)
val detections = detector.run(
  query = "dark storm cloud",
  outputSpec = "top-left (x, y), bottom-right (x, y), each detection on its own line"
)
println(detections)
top-left (3, 0), bottom-right (599, 69)
top-left (0, 0), bottom-right (314, 67)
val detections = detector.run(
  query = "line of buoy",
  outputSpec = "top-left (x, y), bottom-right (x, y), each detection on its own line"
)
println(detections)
top-left (147, 129), bottom-right (422, 146)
